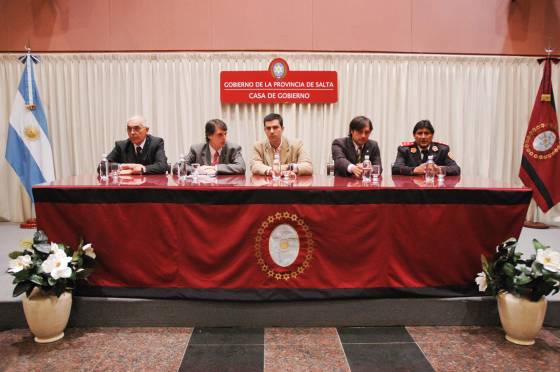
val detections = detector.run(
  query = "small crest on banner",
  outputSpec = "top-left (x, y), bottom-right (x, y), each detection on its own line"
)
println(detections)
top-left (269, 58), bottom-right (288, 80)
top-left (524, 122), bottom-right (560, 159)
top-left (541, 94), bottom-right (551, 102)
top-left (25, 104), bottom-right (36, 111)
top-left (255, 211), bottom-right (314, 281)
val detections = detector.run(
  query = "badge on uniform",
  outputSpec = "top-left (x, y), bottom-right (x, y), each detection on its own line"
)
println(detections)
top-left (410, 147), bottom-right (417, 153)
top-left (432, 145), bottom-right (438, 152)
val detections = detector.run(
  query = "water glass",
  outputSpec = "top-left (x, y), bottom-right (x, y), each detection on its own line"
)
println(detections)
top-left (372, 165), bottom-right (381, 182)
top-left (191, 163), bottom-right (200, 179)
top-left (109, 162), bottom-right (121, 178)
top-left (437, 166), bottom-right (446, 181)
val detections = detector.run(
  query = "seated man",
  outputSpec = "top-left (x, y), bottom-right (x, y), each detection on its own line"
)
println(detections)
top-left (391, 119), bottom-right (460, 176)
top-left (106, 115), bottom-right (167, 174)
top-left (332, 116), bottom-right (382, 177)
top-left (184, 119), bottom-right (246, 175)
top-left (250, 113), bottom-right (313, 176)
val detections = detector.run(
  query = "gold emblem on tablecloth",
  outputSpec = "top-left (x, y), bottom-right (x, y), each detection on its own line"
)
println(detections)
top-left (524, 122), bottom-right (560, 160)
top-left (254, 212), bottom-right (314, 280)
top-left (23, 124), bottom-right (40, 141)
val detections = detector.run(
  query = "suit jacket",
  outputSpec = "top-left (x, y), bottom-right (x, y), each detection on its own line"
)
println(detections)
top-left (106, 135), bottom-right (168, 174)
top-left (331, 137), bottom-right (382, 177)
top-left (185, 141), bottom-right (246, 175)
top-left (391, 141), bottom-right (460, 176)
top-left (250, 136), bottom-right (313, 175)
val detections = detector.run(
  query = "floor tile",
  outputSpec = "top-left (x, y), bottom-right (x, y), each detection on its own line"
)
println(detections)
top-left (92, 327), bottom-right (192, 371)
top-left (179, 344), bottom-right (263, 372)
top-left (409, 326), bottom-right (560, 372)
top-left (337, 326), bottom-right (414, 344)
top-left (264, 328), bottom-right (349, 372)
top-left (188, 327), bottom-right (264, 345)
top-left (342, 343), bottom-right (434, 372)
top-left (265, 344), bottom-right (349, 372)
top-left (0, 327), bottom-right (191, 372)
top-left (265, 327), bottom-right (340, 346)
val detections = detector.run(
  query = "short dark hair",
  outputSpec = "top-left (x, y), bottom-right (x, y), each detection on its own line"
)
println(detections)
top-left (413, 120), bottom-right (434, 134)
top-left (348, 116), bottom-right (373, 136)
top-left (205, 119), bottom-right (228, 142)
top-left (263, 113), bottom-right (283, 128)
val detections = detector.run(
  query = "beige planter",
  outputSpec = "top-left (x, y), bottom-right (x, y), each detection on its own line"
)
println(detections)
top-left (22, 288), bottom-right (72, 343)
top-left (497, 292), bottom-right (547, 345)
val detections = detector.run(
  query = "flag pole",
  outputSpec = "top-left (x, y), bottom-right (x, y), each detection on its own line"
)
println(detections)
top-left (20, 43), bottom-right (38, 229)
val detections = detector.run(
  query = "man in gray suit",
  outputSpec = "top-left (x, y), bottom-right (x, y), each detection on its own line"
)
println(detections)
top-left (332, 116), bottom-right (382, 177)
top-left (185, 119), bottom-right (246, 175)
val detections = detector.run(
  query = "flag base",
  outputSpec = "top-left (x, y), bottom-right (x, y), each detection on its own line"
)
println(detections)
top-left (20, 218), bottom-right (37, 229)
top-left (523, 220), bottom-right (549, 229)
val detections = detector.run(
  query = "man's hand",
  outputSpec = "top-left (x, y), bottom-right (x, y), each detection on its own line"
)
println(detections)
top-left (200, 165), bottom-right (215, 172)
top-left (119, 163), bottom-right (144, 175)
top-left (351, 164), bottom-right (364, 178)
top-left (413, 163), bottom-right (440, 175)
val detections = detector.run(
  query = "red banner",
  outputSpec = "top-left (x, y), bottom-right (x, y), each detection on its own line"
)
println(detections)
top-left (220, 58), bottom-right (338, 104)
top-left (519, 57), bottom-right (560, 212)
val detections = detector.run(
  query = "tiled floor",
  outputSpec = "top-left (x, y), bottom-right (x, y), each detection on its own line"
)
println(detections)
top-left (1, 326), bottom-right (558, 371)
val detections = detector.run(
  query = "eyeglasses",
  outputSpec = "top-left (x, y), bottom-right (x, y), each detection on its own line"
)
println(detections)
top-left (127, 125), bottom-right (145, 133)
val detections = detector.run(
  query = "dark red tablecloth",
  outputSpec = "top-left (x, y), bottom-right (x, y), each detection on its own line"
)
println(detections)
top-left (33, 174), bottom-right (531, 300)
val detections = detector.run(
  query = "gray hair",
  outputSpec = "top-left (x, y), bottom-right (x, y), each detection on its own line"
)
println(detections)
top-left (127, 115), bottom-right (149, 128)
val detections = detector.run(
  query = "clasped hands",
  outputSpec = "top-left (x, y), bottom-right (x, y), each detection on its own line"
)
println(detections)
top-left (118, 163), bottom-right (145, 175)
top-left (413, 163), bottom-right (440, 175)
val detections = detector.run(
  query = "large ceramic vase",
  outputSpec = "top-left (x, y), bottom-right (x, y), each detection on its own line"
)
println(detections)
top-left (22, 288), bottom-right (72, 343)
top-left (497, 292), bottom-right (547, 345)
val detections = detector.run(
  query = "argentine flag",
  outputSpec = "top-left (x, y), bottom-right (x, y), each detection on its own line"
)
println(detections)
top-left (5, 53), bottom-right (54, 201)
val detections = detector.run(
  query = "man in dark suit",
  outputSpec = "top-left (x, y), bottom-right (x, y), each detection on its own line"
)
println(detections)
top-left (185, 119), bottom-right (246, 175)
top-left (331, 116), bottom-right (382, 177)
top-left (391, 119), bottom-right (460, 176)
top-left (106, 115), bottom-right (168, 174)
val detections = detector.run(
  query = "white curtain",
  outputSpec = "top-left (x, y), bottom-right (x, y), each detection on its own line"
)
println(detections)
top-left (0, 52), bottom-right (559, 223)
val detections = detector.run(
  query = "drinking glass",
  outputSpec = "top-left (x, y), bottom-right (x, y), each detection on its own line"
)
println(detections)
top-left (437, 166), bottom-right (446, 182)
top-left (109, 162), bottom-right (121, 178)
top-left (372, 165), bottom-right (381, 182)
top-left (191, 163), bottom-right (200, 179)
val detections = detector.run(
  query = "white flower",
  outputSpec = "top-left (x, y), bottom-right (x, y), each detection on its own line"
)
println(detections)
top-left (50, 242), bottom-right (64, 254)
top-left (41, 249), bottom-right (72, 280)
top-left (81, 243), bottom-right (96, 259)
top-left (8, 255), bottom-right (32, 273)
top-left (536, 249), bottom-right (560, 273)
top-left (475, 271), bottom-right (488, 292)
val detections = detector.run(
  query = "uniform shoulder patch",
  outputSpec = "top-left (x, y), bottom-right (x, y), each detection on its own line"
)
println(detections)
top-left (400, 141), bottom-right (414, 146)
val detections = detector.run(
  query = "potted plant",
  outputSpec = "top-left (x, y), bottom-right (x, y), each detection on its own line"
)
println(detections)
top-left (7, 230), bottom-right (95, 343)
top-left (476, 238), bottom-right (560, 345)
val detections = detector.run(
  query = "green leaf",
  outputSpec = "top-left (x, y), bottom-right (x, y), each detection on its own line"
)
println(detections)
top-left (503, 263), bottom-right (516, 277)
top-left (514, 274), bottom-right (533, 286)
top-left (13, 269), bottom-right (31, 281)
top-left (30, 274), bottom-right (45, 286)
top-left (13, 281), bottom-right (33, 297)
top-left (532, 239), bottom-right (549, 251)
top-left (8, 251), bottom-right (23, 259)
top-left (47, 277), bottom-right (57, 286)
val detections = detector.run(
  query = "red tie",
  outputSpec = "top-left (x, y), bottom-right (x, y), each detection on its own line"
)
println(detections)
top-left (212, 151), bottom-right (220, 166)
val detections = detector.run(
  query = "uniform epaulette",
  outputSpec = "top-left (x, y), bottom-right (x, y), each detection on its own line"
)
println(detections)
top-left (400, 141), bottom-right (415, 146)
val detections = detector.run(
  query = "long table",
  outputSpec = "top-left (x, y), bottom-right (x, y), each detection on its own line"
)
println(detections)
top-left (33, 174), bottom-right (532, 301)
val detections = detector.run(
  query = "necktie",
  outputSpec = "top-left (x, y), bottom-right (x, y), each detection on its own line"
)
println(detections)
top-left (212, 151), bottom-right (220, 166)
top-left (356, 146), bottom-right (363, 163)
top-left (136, 146), bottom-right (142, 156)
top-left (421, 150), bottom-right (428, 163)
